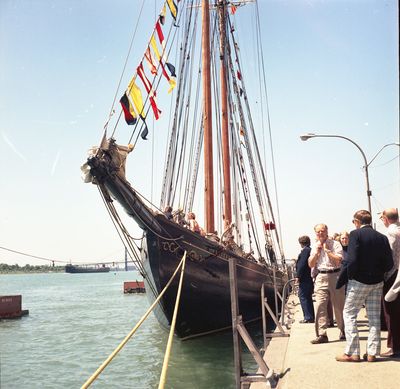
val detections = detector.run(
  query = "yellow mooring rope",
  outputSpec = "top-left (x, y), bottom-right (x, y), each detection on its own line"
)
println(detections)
top-left (158, 251), bottom-right (187, 389)
top-left (81, 251), bottom-right (187, 389)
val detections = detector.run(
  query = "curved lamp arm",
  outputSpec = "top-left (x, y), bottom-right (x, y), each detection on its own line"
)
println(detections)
top-left (300, 132), bottom-right (371, 214)
top-left (367, 142), bottom-right (400, 167)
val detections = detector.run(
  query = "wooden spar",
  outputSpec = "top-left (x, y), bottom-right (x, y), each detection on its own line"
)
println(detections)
top-left (218, 0), bottom-right (231, 230)
top-left (202, 0), bottom-right (215, 233)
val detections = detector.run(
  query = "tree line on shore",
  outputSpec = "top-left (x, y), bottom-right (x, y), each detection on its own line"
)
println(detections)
top-left (0, 263), bottom-right (65, 274)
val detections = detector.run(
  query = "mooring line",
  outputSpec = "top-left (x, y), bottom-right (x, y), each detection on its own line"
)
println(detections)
top-left (158, 251), bottom-right (187, 389)
top-left (81, 251), bottom-right (187, 389)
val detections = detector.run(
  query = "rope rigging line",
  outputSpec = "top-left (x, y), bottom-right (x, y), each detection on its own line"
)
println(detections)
top-left (0, 246), bottom-right (68, 264)
top-left (225, 34), bottom-right (268, 259)
top-left (254, 1), bottom-right (285, 258)
top-left (0, 246), bottom-right (123, 266)
top-left (105, 0), bottom-right (147, 135)
top-left (97, 185), bottom-right (160, 305)
top-left (210, 11), bottom-right (225, 233)
top-left (96, 180), bottom-right (187, 305)
top-left (107, 0), bottom-right (186, 147)
top-left (173, 44), bottom-right (203, 210)
top-left (96, 2), bottom-right (284, 270)
top-left (160, 2), bottom-right (199, 208)
top-left (81, 251), bottom-right (187, 389)
top-left (97, 186), bottom-right (146, 275)
top-left (169, 7), bottom-right (200, 209)
top-left (177, 7), bottom-right (203, 210)
top-left (185, 62), bottom-right (203, 211)
top-left (227, 15), bottom-right (284, 260)
top-left (97, 182), bottom-right (179, 309)
top-left (116, 185), bottom-right (185, 242)
top-left (158, 251), bottom-right (187, 389)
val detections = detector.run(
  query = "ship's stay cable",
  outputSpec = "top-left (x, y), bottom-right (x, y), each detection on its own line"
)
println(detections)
top-left (161, 2), bottom-right (198, 207)
top-left (173, 28), bottom-right (202, 209)
top-left (104, 0), bottom-right (146, 135)
top-left (127, 8), bottom-right (184, 147)
top-left (97, 185), bottom-right (143, 255)
top-left (97, 167), bottom-right (277, 285)
top-left (97, 185), bottom-right (143, 257)
top-left (158, 251), bottom-right (187, 389)
top-left (97, 185), bottom-right (149, 280)
top-left (225, 33), bottom-right (268, 260)
top-left (254, 1), bottom-right (285, 258)
top-left (97, 181), bottom-right (178, 312)
top-left (210, 12), bottom-right (224, 233)
top-left (181, 20), bottom-right (203, 211)
top-left (227, 15), bottom-right (284, 261)
top-left (93, 2), bottom-right (284, 282)
top-left (81, 251), bottom-right (187, 389)
top-left (107, 0), bottom-right (185, 146)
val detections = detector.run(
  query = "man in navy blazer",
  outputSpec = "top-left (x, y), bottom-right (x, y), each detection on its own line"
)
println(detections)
top-left (296, 235), bottom-right (315, 323)
top-left (336, 210), bottom-right (393, 363)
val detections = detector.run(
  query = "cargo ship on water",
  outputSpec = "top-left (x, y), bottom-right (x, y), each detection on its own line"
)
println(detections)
top-left (65, 264), bottom-right (110, 274)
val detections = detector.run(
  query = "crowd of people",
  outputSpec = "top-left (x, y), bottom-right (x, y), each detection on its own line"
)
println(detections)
top-left (163, 206), bottom-right (207, 236)
top-left (295, 208), bottom-right (400, 362)
top-left (163, 206), bottom-right (258, 260)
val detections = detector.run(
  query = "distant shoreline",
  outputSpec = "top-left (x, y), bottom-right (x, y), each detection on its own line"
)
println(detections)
top-left (0, 264), bottom-right (137, 275)
top-left (0, 264), bottom-right (65, 275)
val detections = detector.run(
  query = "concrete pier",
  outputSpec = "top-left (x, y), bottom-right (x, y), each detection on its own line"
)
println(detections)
top-left (251, 295), bottom-right (400, 389)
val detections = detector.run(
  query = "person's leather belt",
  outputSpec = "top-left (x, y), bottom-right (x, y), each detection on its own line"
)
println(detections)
top-left (319, 268), bottom-right (340, 274)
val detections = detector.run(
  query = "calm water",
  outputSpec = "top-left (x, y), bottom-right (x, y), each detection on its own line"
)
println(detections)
top-left (0, 272), bottom-right (260, 388)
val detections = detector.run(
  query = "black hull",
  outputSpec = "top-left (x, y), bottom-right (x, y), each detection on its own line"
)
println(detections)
top-left (65, 265), bottom-right (110, 274)
top-left (142, 216), bottom-right (285, 339)
top-left (87, 148), bottom-right (286, 339)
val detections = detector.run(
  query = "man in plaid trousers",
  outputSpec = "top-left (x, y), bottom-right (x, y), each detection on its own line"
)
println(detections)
top-left (336, 210), bottom-right (393, 362)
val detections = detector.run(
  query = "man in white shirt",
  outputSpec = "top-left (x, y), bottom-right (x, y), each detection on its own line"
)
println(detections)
top-left (308, 223), bottom-right (345, 344)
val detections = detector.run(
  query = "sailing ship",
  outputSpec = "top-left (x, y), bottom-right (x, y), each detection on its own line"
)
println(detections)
top-left (82, 0), bottom-right (287, 339)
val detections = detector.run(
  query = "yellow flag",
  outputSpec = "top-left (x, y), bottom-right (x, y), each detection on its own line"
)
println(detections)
top-left (150, 35), bottom-right (162, 61)
top-left (168, 78), bottom-right (176, 94)
top-left (166, 0), bottom-right (177, 20)
top-left (128, 78), bottom-right (146, 119)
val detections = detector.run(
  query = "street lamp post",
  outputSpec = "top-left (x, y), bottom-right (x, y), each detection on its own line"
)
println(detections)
top-left (300, 133), bottom-right (400, 216)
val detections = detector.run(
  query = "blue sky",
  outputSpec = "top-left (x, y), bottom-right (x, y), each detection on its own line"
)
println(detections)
top-left (0, 0), bottom-right (398, 266)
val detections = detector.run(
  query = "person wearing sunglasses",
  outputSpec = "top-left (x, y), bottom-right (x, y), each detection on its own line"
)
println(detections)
top-left (336, 210), bottom-right (393, 362)
top-left (380, 208), bottom-right (400, 358)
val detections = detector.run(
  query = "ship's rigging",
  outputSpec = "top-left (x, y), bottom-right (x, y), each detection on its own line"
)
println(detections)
top-left (95, 1), bottom-right (284, 265)
top-left (83, 0), bottom-right (287, 339)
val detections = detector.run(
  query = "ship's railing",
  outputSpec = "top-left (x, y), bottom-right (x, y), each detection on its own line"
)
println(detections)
top-left (271, 260), bottom-right (296, 320)
top-left (229, 256), bottom-right (299, 388)
top-left (228, 258), bottom-right (279, 389)
top-left (263, 277), bottom-right (298, 338)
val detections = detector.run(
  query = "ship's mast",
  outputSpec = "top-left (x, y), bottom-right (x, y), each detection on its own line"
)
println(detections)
top-left (218, 0), bottom-right (231, 230)
top-left (202, 0), bottom-right (215, 233)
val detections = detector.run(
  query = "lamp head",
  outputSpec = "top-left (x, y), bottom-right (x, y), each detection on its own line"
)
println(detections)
top-left (300, 133), bottom-right (316, 141)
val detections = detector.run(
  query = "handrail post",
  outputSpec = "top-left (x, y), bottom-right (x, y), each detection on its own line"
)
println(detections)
top-left (261, 284), bottom-right (267, 350)
top-left (280, 278), bottom-right (297, 326)
top-left (272, 264), bottom-right (278, 319)
top-left (229, 258), bottom-right (242, 389)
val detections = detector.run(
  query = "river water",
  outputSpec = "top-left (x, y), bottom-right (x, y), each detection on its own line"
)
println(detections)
top-left (0, 272), bottom-right (261, 388)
